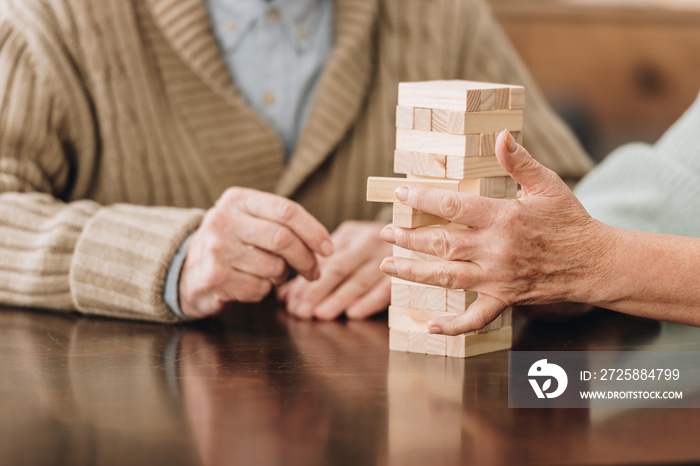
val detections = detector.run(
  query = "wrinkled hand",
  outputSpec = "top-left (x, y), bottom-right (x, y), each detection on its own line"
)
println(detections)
top-left (179, 187), bottom-right (333, 319)
top-left (278, 221), bottom-right (393, 320)
top-left (379, 130), bottom-right (614, 336)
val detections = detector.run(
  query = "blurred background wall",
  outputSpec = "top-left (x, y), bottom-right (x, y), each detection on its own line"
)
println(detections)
top-left (489, 0), bottom-right (700, 161)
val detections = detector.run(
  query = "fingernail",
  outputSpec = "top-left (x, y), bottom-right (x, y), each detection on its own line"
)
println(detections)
top-left (321, 239), bottom-right (334, 257)
top-left (504, 129), bottom-right (518, 153)
top-left (395, 186), bottom-right (409, 201)
top-left (428, 323), bottom-right (443, 335)
top-left (380, 257), bottom-right (398, 276)
top-left (381, 225), bottom-right (396, 243)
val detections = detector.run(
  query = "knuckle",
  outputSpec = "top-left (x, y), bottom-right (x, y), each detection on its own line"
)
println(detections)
top-left (434, 263), bottom-right (456, 289)
top-left (431, 229), bottom-right (453, 259)
top-left (255, 280), bottom-right (273, 300)
top-left (221, 186), bottom-right (244, 204)
top-left (269, 257), bottom-right (287, 278)
top-left (438, 192), bottom-right (461, 219)
top-left (277, 200), bottom-right (298, 223)
top-left (272, 227), bottom-right (294, 250)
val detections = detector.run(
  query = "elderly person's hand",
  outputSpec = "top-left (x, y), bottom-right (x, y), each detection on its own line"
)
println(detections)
top-left (379, 130), bottom-right (616, 336)
top-left (278, 221), bottom-right (392, 320)
top-left (179, 188), bottom-right (334, 319)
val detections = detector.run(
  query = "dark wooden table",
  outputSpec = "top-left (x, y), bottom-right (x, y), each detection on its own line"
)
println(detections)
top-left (1, 300), bottom-right (699, 465)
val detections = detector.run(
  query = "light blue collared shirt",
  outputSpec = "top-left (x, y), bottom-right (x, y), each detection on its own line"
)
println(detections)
top-left (164, 0), bottom-right (334, 319)
top-left (206, 0), bottom-right (334, 155)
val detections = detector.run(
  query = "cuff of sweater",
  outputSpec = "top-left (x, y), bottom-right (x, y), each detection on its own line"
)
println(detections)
top-left (69, 204), bottom-right (204, 323)
top-left (163, 231), bottom-right (196, 320)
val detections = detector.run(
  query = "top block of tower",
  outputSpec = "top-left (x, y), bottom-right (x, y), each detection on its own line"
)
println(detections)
top-left (398, 80), bottom-right (525, 112)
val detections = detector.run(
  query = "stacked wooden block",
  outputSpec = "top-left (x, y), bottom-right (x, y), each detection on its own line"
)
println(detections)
top-left (367, 80), bottom-right (525, 358)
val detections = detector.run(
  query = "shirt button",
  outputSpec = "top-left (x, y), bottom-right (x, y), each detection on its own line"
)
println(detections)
top-left (296, 26), bottom-right (308, 40)
top-left (266, 9), bottom-right (280, 23)
top-left (263, 91), bottom-right (276, 106)
top-left (225, 20), bottom-right (237, 32)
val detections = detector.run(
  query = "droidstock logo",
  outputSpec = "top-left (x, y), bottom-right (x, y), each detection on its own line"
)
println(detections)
top-left (528, 359), bottom-right (568, 399)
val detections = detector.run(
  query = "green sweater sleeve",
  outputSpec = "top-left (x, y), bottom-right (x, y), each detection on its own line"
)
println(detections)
top-left (575, 94), bottom-right (700, 238)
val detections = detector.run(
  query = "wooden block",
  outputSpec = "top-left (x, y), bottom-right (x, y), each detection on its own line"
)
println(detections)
top-left (413, 108), bottom-right (432, 131)
top-left (408, 286), bottom-right (428, 310)
top-left (426, 287), bottom-right (447, 312)
top-left (513, 131), bottom-right (523, 144)
top-left (445, 326), bottom-right (512, 358)
top-left (408, 330), bottom-right (428, 354)
top-left (475, 176), bottom-right (517, 198)
top-left (392, 245), bottom-right (412, 259)
top-left (426, 334), bottom-right (447, 356)
top-left (501, 307), bottom-right (513, 327)
top-left (396, 128), bottom-right (480, 157)
top-left (446, 289), bottom-right (478, 312)
top-left (410, 152), bottom-right (447, 178)
top-left (398, 80), bottom-right (524, 112)
top-left (445, 155), bottom-right (508, 180)
top-left (391, 283), bottom-right (410, 307)
top-left (509, 87), bottom-right (526, 110)
top-left (396, 105), bottom-right (414, 129)
top-left (393, 203), bottom-right (448, 229)
top-left (431, 109), bottom-right (522, 136)
top-left (389, 306), bottom-right (458, 332)
top-left (393, 150), bottom-right (412, 174)
top-left (479, 133), bottom-right (496, 156)
top-left (391, 277), bottom-right (443, 290)
top-left (404, 174), bottom-right (513, 199)
top-left (411, 250), bottom-right (441, 261)
top-left (389, 327), bottom-right (410, 351)
top-left (367, 176), bottom-right (487, 203)
top-left (506, 178), bottom-right (519, 197)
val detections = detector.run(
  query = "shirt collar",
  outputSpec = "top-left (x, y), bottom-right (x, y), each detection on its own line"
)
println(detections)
top-left (206, 0), bottom-right (329, 52)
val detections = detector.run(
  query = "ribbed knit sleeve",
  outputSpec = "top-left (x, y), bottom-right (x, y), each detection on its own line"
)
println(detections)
top-left (0, 8), bottom-right (203, 322)
top-left (461, 0), bottom-right (593, 180)
top-left (575, 95), bottom-right (700, 237)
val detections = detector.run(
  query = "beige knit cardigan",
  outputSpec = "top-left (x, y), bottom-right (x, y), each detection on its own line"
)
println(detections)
top-left (0, 0), bottom-right (592, 322)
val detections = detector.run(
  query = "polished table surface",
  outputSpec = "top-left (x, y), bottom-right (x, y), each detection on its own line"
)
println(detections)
top-left (2, 300), bottom-right (700, 466)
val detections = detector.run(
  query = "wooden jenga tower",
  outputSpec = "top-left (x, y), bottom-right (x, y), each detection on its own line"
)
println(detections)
top-left (367, 80), bottom-right (525, 358)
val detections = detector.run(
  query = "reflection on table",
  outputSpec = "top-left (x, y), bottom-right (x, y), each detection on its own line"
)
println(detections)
top-left (1, 300), bottom-right (699, 465)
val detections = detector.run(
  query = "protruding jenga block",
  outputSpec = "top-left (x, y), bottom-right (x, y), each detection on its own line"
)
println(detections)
top-left (447, 289), bottom-right (478, 312)
top-left (445, 326), bottom-right (512, 358)
top-left (393, 203), bottom-right (448, 229)
top-left (389, 327), bottom-right (410, 351)
top-left (405, 174), bottom-right (515, 199)
top-left (413, 108), bottom-right (432, 131)
top-left (396, 105), bottom-right (414, 129)
top-left (445, 155), bottom-right (508, 179)
top-left (391, 283), bottom-right (410, 307)
top-left (367, 176), bottom-right (498, 203)
top-left (398, 81), bottom-right (525, 112)
top-left (431, 109), bottom-right (523, 135)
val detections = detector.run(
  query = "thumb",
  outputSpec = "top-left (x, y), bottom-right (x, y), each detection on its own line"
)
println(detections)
top-left (428, 294), bottom-right (507, 336)
top-left (495, 129), bottom-right (562, 196)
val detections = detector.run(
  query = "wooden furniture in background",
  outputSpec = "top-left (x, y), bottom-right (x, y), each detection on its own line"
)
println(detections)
top-left (490, 0), bottom-right (700, 159)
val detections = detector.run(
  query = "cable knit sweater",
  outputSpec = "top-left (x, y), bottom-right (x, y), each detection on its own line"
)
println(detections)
top-left (0, 0), bottom-right (592, 323)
